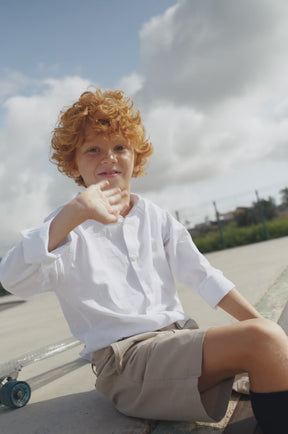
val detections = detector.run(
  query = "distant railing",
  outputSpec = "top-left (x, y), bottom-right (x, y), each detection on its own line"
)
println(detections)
top-left (175, 186), bottom-right (288, 253)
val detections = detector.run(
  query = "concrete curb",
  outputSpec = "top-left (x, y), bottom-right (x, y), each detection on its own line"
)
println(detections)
top-left (256, 265), bottom-right (288, 320)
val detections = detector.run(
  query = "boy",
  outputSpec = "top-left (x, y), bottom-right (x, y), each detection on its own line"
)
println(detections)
top-left (1, 89), bottom-right (288, 433)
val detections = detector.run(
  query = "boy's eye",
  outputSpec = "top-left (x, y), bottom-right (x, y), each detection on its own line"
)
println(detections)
top-left (115, 144), bottom-right (125, 151)
top-left (88, 147), bottom-right (100, 153)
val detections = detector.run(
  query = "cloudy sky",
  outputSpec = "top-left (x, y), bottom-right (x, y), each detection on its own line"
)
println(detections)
top-left (0, 0), bottom-right (288, 256)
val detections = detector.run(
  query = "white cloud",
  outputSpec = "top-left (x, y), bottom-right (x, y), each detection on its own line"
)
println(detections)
top-left (133, 90), bottom-right (288, 195)
top-left (116, 72), bottom-right (145, 97)
top-left (140, 3), bottom-right (178, 58)
top-left (130, 0), bottom-right (288, 197)
top-left (139, 0), bottom-right (288, 107)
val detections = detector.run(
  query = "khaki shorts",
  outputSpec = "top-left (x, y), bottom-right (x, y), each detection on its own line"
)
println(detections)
top-left (92, 320), bottom-right (234, 422)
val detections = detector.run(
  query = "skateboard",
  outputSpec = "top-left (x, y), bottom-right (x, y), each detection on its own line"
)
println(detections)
top-left (0, 337), bottom-right (81, 409)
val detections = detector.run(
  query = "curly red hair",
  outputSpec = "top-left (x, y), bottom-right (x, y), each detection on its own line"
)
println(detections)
top-left (51, 89), bottom-right (153, 186)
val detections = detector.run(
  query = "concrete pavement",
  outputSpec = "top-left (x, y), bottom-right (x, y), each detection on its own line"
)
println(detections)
top-left (1, 236), bottom-right (288, 433)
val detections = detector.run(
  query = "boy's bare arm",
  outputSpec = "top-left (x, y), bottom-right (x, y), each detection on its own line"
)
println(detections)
top-left (48, 180), bottom-right (129, 252)
top-left (218, 287), bottom-right (263, 321)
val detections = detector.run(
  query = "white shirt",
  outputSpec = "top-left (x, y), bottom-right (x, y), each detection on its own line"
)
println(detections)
top-left (0, 195), bottom-right (234, 359)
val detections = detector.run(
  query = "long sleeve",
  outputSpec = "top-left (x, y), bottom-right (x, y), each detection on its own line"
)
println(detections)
top-left (0, 219), bottom-right (72, 299)
top-left (163, 213), bottom-right (234, 308)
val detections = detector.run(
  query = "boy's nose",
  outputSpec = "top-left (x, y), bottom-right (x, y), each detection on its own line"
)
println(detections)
top-left (102, 150), bottom-right (117, 163)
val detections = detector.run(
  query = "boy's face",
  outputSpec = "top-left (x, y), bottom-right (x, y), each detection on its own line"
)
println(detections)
top-left (73, 131), bottom-right (135, 194)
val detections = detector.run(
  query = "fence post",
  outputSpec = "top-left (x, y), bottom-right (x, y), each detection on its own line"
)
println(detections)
top-left (213, 201), bottom-right (226, 249)
top-left (255, 190), bottom-right (269, 240)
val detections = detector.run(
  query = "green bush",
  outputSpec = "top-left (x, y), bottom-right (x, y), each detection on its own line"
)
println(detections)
top-left (193, 217), bottom-right (288, 253)
top-left (194, 233), bottom-right (223, 253)
top-left (268, 217), bottom-right (288, 238)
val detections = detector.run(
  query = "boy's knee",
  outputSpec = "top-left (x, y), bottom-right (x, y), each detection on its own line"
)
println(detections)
top-left (245, 318), bottom-right (287, 359)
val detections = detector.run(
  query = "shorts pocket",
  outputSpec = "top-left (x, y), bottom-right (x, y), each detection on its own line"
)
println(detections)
top-left (92, 347), bottom-right (115, 378)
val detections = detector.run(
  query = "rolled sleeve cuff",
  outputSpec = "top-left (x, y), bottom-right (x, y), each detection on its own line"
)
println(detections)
top-left (198, 272), bottom-right (235, 309)
top-left (21, 220), bottom-right (71, 264)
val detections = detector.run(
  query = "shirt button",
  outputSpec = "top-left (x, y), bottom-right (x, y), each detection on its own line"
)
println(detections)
top-left (130, 254), bottom-right (138, 262)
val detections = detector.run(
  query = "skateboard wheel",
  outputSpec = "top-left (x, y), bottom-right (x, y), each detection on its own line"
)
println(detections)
top-left (0, 380), bottom-right (31, 408)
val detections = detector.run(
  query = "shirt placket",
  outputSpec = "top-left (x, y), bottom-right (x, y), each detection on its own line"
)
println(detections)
top-left (123, 219), bottom-right (154, 302)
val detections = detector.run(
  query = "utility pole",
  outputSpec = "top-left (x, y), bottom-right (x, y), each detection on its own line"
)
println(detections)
top-left (213, 201), bottom-right (226, 249)
top-left (255, 190), bottom-right (269, 240)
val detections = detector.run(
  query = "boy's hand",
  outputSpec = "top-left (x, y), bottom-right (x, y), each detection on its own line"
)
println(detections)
top-left (48, 180), bottom-right (130, 252)
top-left (74, 180), bottom-right (129, 224)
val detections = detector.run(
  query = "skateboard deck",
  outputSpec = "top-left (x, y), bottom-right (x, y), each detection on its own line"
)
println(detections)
top-left (0, 337), bottom-right (81, 409)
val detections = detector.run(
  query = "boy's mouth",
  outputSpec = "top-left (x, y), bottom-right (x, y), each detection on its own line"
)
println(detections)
top-left (98, 170), bottom-right (121, 178)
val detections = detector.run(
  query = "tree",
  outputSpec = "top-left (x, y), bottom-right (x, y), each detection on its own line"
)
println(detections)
top-left (235, 207), bottom-right (258, 227)
top-left (256, 197), bottom-right (277, 221)
top-left (235, 197), bottom-right (276, 227)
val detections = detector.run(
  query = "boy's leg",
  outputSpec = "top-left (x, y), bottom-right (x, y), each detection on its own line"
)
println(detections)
top-left (198, 318), bottom-right (288, 434)
top-left (199, 317), bottom-right (288, 393)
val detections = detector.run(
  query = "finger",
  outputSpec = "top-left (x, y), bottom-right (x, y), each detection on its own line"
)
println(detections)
top-left (104, 189), bottom-right (129, 204)
top-left (120, 189), bottom-right (129, 198)
top-left (104, 187), bottom-right (122, 198)
top-left (102, 213), bottom-right (119, 224)
top-left (119, 203), bottom-right (129, 215)
top-left (109, 206), bottom-right (121, 219)
top-left (98, 180), bottom-right (111, 191)
top-left (108, 192), bottom-right (124, 205)
top-left (110, 193), bottom-right (130, 210)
